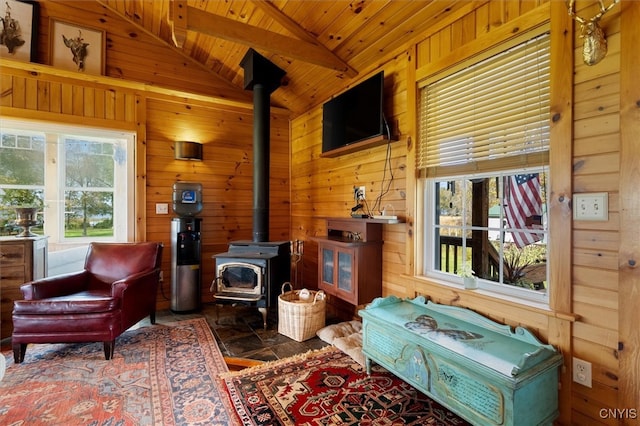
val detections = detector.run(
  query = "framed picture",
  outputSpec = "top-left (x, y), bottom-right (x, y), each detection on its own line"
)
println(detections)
top-left (50, 19), bottom-right (105, 75)
top-left (0, 0), bottom-right (39, 62)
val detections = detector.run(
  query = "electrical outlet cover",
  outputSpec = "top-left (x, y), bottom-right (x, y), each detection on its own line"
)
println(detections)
top-left (572, 357), bottom-right (592, 388)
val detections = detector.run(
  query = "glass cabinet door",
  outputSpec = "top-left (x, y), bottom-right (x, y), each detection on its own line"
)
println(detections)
top-left (322, 247), bottom-right (334, 286)
top-left (337, 251), bottom-right (353, 293)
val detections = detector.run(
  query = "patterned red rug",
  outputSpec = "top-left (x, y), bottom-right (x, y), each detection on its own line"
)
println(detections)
top-left (220, 345), bottom-right (469, 426)
top-left (0, 318), bottom-right (238, 425)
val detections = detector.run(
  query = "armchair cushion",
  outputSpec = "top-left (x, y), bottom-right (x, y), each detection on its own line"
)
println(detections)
top-left (13, 290), bottom-right (117, 315)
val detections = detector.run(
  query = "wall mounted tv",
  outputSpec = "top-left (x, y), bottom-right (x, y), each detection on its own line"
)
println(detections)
top-left (321, 71), bottom-right (394, 157)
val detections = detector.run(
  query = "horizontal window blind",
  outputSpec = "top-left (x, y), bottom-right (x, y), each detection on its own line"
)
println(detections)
top-left (418, 33), bottom-right (550, 175)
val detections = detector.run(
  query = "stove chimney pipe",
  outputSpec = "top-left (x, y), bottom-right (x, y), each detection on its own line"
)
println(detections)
top-left (239, 49), bottom-right (286, 242)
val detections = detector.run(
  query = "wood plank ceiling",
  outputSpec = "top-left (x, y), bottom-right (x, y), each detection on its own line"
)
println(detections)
top-left (97, 0), bottom-right (464, 116)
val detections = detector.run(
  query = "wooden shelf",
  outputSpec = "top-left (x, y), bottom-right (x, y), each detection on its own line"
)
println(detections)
top-left (321, 216), bottom-right (405, 225)
top-left (320, 135), bottom-right (398, 158)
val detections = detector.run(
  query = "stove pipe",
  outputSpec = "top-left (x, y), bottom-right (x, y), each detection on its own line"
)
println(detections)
top-left (240, 49), bottom-right (286, 242)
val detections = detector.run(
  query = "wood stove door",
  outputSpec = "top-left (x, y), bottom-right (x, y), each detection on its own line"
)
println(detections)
top-left (215, 262), bottom-right (263, 299)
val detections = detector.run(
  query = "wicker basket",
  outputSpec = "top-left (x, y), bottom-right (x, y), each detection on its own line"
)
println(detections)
top-left (278, 282), bottom-right (326, 342)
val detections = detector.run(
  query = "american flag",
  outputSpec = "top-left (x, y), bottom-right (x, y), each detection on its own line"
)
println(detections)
top-left (504, 174), bottom-right (543, 248)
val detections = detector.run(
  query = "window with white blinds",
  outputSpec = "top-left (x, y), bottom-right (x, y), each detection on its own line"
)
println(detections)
top-left (417, 32), bottom-right (550, 176)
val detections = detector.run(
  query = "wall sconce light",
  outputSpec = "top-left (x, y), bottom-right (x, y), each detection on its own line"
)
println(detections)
top-left (175, 141), bottom-right (203, 161)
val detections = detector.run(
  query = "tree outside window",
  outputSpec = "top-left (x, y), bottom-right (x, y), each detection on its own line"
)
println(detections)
top-left (0, 132), bottom-right (45, 235)
top-left (64, 138), bottom-right (116, 238)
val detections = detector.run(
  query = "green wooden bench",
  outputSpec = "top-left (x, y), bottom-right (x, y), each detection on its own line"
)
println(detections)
top-left (359, 295), bottom-right (563, 426)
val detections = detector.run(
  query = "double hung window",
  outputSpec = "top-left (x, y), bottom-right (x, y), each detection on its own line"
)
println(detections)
top-left (417, 30), bottom-right (551, 304)
top-left (0, 120), bottom-right (134, 245)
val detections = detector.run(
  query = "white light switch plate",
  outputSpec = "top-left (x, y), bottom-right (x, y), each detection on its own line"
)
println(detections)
top-left (573, 193), bottom-right (608, 221)
top-left (155, 203), bottom-right (169, 214)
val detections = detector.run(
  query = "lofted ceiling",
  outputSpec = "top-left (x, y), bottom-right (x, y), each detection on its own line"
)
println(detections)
top-left (95, 0), bottom-right (465, 116)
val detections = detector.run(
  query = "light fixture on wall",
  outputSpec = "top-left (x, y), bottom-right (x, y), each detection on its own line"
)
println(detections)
top-left (175, 141), bottom-right (203, 161)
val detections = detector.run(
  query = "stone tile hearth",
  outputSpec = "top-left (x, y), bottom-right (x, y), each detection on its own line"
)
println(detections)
top-left (153, 303), bottom-right (331, 362)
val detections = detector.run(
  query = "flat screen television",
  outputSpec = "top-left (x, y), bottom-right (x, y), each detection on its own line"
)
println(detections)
top-left (322, 71), bottom-right (386, 156)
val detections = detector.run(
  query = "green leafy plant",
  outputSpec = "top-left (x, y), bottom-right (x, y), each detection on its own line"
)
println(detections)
top-left (503, 244), bottom-right (545, 289)
top-left (457, 262), bottom-right (474, 278)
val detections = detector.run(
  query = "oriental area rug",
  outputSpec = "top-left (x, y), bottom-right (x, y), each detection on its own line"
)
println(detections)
top-left (0, 318), bottom-right (238, 426)
top-left (220, 345), bottom-right (469, 426)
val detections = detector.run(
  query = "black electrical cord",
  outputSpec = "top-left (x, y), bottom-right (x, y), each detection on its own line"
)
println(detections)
top-left (361, 197), bottom-right (373, 217)
top-left (372, 116), bottom-right (394, 215)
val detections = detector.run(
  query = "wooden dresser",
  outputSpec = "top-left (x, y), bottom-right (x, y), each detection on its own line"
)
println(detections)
top-left (359, 296), bottom-right (563, 426)
top-left (0, 236), bottom-right (48, 340)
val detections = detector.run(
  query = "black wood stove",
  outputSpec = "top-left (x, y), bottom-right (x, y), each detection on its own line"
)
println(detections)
top-left (212, 241), bottom-right (289, 328)
top-left (211, 49), bottom-right (290, 328)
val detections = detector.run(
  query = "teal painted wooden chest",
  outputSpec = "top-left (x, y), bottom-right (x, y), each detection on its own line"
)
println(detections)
top-left (359, 296), bottom-right (563, 426)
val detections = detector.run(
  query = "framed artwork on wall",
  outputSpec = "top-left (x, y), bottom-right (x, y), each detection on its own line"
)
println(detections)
top-left (50, 19), bottom-right (105, 75)
top-left (0, 0), bottom-right (39, 62)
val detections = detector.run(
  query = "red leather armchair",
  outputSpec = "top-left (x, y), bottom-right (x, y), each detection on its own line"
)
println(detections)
top-left (12, 242), bottom-right (163, 363)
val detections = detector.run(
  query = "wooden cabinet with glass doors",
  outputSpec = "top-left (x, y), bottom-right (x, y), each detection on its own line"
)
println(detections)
top-left (314, 218), bottom-right (383, 305)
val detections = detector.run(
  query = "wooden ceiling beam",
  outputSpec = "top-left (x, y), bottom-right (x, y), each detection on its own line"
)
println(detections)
top-left (96, 0), bottom-right (242, 93)
top-left (169, 0), bottom-right (188, 49)
top-left (250, 0), bottom-right (357, 77)
top-left (170, 2), bottom-right (355, 76)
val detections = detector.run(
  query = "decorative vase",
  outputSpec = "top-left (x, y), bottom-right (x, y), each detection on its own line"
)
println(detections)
top-left (14, 207), bottom-right (39, 237)
top-left (463, 276), bottom-right (477, 290)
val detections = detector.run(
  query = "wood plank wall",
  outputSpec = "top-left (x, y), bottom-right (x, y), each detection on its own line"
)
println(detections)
top-left (144, 94), bottom-right (290, 307)
top-left (1, 59), bottom-right (290, 309)
top-left (1, 0), bottom-right (637, 424)
top-left (0, 0), bottom-right (291, 311)
top-left (289, 55), bottom-right (409, 310)
top-left (0, 65), bottom-right (137, 126)
top-left (36, 0), bottom-right (252, 103)
top-left (618, 1), bottom-right (640, 417)
top-left (571, 0), bottom-right (622, 422)
top-left (291, 1), bottom-right (638, 425)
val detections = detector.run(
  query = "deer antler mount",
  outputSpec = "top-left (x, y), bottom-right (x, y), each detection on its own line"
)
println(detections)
top-left (568, 0), bottom-right (619, 66)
